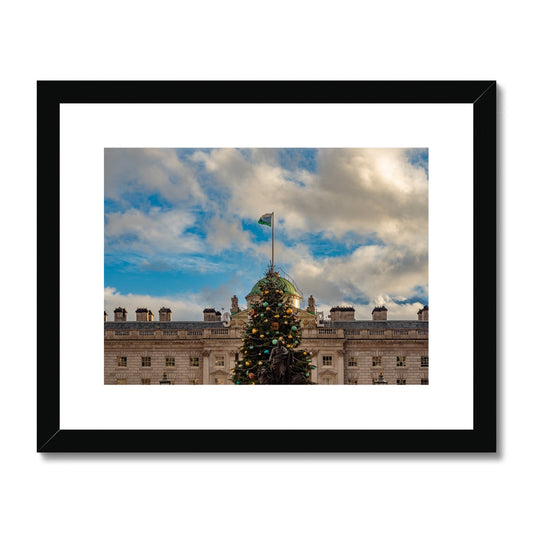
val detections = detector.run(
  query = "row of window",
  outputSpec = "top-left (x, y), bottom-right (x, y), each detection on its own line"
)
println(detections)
top-left (321, 377), bottom-right (429, 385)
top-left (118, 355), bottom-right (429, 368)
top-left (116, 378), bottom-right (201, 385)
top-left (117, 355), bottom-right (204, 367)
top-left (340, 355), bottom-right (429, 367)
top-left (117, 377), bottom-right (429, 385)
top-left (116, 356), bottom-right (230, 368)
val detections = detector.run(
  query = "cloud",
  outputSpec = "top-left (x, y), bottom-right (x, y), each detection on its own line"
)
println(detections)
top-left (104, 148), bottom-right (206, 206)
top-left (104, 148), bottom-right (428, 317)
top-left (105, 287), bottom-right (207, 321)
top-left (105, 207), bottom-right (203, 258)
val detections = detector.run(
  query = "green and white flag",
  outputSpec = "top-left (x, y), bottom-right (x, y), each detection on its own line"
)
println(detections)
top-left (258, 213), bottom-right (273, 227)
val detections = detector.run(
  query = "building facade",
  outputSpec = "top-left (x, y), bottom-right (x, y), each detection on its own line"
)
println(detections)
top-left (104, 275), bottom-right (428, 385)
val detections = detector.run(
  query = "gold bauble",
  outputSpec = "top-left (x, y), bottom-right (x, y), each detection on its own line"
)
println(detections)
top-left (245, 360), bottom-right (251, 366)
top-left (260, 334), bottom-right (264, 338)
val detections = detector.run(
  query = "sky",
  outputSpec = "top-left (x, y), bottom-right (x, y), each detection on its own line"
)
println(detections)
top-left (104, 148), bottom-right (428, 321)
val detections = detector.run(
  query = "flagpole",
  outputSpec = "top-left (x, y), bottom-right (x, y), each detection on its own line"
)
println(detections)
top-left (271, 212), bottom-right (274, 272)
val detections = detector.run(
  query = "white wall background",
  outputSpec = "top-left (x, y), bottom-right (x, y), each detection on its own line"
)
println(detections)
top-left (0, 2), bottom-right (526, 532)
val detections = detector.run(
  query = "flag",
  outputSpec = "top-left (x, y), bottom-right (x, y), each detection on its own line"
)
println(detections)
top-left (258, 213), bottom-right (273, 227)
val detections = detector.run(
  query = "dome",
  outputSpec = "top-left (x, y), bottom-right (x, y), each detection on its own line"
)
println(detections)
top-left (247, 275), bottom-right (301, 298)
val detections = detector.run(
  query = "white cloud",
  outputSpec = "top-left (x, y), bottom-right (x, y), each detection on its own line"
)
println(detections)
top-left (105, 207), bottom-right (202, 258)
top-left (105, 148), bottom-right (428, 315)
top-left (104, 287), bottom-right (207, 321)
top-left (104, 148), bottom-right (206, 206)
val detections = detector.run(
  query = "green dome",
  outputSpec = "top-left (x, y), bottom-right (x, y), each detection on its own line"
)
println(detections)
top-left (247, 275), bottom-right (301, 298)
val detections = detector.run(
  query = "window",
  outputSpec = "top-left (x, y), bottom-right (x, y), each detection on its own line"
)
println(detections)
top-left (189, 356), bottom-right (199, 367)
top-left (322, 356), bottom-right (332, 366)
top-left (215, 356), bottom-right (225, 367)
top-left (189, 378), bottom-right (199, 385)
top-left (141, 356), bottom-right (151, 367)
top-left (397, 378), bottom-right (406, 385)
top-left (117, 356), bottom-right (127, 367)
top-left (116, 378), bottom-right (127, 385)
top-left (141, 378), bottom-right (151, 385)
top-left (166, 357), bottom-right (175, 367)
top-left (348, 356), bottom-right (358, 367)
top-left (372, 356), bottom-right (382, 367)
top-left (421, 356), bottom-right (429, 367)
top-left (396, 356), bottom-right (407, 367)
top-left (347, 378), bottom-right (358, 385)
top-left (421, 378), bottom-right (429, 385)
top-left (322, 377), bottom-right (333, 384)
top-left (214, 377), bottom-right (226, 385)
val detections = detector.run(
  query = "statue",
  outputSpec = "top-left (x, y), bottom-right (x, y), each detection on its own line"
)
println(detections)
top-left (269, 345), bottom-right (294, 384)
top-left (231, 295), bottom-right (240, 313)
top-left (257, 344), bottom-right (308, 385)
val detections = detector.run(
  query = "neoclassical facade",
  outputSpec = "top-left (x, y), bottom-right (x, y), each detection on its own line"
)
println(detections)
top-left (104, 275), bottom-right (428, 385)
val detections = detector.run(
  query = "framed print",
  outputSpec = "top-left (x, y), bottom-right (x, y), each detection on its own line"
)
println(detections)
top-left (37, 80), bottom-right (496, 452)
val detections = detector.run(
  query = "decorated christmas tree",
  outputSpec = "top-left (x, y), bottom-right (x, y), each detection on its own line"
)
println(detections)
top-left (232, 268), bottom-right (315, 385)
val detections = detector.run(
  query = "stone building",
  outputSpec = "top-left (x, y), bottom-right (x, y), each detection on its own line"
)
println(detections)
top-left (104, 273), bottom-right (428, 385)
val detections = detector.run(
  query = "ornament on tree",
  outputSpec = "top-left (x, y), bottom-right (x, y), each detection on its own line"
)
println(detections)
top-left (231, 268), bottom-right (313, 385)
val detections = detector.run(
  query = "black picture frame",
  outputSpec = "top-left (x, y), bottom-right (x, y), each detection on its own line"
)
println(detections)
top-left (37, 80), bottom-right (496, 453)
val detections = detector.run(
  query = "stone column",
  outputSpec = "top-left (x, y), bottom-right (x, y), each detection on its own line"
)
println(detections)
top-left (202, 350), bottom-right (211, 384)
top-left (336, 350), bottom-right (345, 384)
top-left (311, 351), bottom-right (319, 383)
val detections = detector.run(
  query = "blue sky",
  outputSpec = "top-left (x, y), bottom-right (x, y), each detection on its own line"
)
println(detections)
top-left (104, 148), bottom-right (428, 321)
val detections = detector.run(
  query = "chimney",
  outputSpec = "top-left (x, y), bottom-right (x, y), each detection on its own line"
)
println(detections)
top-left (136, 308), bottom-right (151, 321)
top-left (372, 306), bottom-right (388, 320)
top-left (159, 307), bottom-right (172, 321)
top-left (114, 307), bottom-right (127, 321)
top-left (329, 306), bottom-right (355, 322)
top-left (417, 305), bottom-right (429, 320)
top-left (104, 311), bottom-right (108, 322)
top-left (203, 308), bottom-right (217, 321)
top-left (215, 311), bottom-right (222, 321)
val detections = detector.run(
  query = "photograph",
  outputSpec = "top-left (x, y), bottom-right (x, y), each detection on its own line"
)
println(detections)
top-left (104, 147), bottom-right (429, 386)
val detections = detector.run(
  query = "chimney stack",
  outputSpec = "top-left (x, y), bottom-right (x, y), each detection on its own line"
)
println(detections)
top-left (159, 307), bottom-right (172, 321)
top-left (329, 306), bottom-right (355, 322)
top-left (114, 307), bottom-right (127, 322)
top-left (372, 306), bottom-right (388, 320)
top-left (417, 305), bottom-right (429, 320)
top-left (136, 308), bottom-right (153, 322)
top-left (203, 308), bottom-right (218, 321)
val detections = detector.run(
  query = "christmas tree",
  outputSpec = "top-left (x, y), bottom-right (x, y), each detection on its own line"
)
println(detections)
top-left (232, 269), bottom-right (315, 385)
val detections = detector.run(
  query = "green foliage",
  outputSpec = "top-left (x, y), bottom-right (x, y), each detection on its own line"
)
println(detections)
top-left (232, 270), bottom-right (314, 385)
